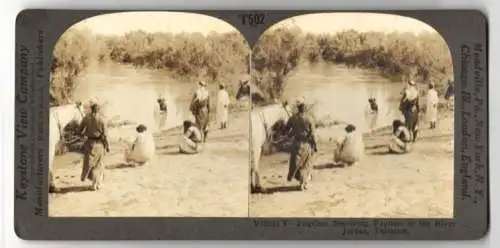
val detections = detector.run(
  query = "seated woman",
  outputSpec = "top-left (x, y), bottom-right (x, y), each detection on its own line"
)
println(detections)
top-left (333, 124), bottom-right (364, 167)
top-left (179, 120), bottom-right (204, 154)
top-left (124, 124), bottom-right (156, 166)
top-left (388, 119), bottom-right (413, 154)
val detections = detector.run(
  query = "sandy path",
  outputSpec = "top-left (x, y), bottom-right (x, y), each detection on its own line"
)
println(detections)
top-left (49, 110), bottom-right (250, 217)
top-left (249, 115), bottom-right (454, 218)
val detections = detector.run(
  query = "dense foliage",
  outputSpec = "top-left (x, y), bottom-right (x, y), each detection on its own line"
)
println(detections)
top-left (50, 28), bottom-right (94, 106)
top-left (50, 29), bottom-right (249, 106)
top-left (50, 26), bottom-right (453, 106)
top-left (253, 27), bottom-right (453, 102)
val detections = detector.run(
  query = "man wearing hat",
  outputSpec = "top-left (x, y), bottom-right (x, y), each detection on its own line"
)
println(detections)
top-left (216, 83), bottom-right (230, 129)
top-left (284, 102), bottom-right (317, 191)
top-left (189, 80), bottom-right (211, 142)
top-left (399, 80), bottom-right (420, 142)
top-left (426, 82), bottom-right (439, 129)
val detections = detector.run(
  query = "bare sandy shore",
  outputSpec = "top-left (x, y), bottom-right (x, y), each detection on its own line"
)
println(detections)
top-left (49, 110), bottom-right (250, 217)
top-left (250, 114), bottom-right (454, 218)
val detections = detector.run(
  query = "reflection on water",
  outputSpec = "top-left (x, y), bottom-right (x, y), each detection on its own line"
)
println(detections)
top-left (283, 64), bottom-right (405, 132)
top-left (73, 63), bottom-right (196, 132)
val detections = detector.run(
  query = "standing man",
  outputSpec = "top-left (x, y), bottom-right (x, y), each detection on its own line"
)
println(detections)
top-left (284, 103), bottom-right (318, 191)
top-left (216, 83), bottom-right (230, 129)
top-left (426, 83), bottom-right (439, 129)
top-left (78, 103), bottom-right (109, 191)
top-left (189, 80), bottom-right (210, 142)
top-left (399, 80), bottom-right (420, 142)
top-left (365, 96), bottom-right (379, 133)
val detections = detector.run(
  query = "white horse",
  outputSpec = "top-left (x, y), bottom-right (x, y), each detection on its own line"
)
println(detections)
top-left (250, 101), bottom-right (292, 193)
top-left (49, 102), bottom-right (85, 190)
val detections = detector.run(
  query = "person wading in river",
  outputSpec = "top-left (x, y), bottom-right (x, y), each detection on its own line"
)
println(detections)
top-left (444, 80), bottom-right (454, 110)
top-left (399, 80), bottom-right (420, 142)
top-left (156, 96), bottom-right (168, 131)
top-left (189, 80), bottom-right (210, 142)
top-left (77, 103), bottom-right (109, 191)
top-left (284, 103), bottom-right (318, 191)
top-left (365, 96), bottom-right (379, 133)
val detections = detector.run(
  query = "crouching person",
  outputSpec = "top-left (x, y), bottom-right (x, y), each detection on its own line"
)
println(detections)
top-left (388, 119), bottom-right (413, 154)
top-left (179, 120), bottom-right (204, 154)
top-left (124, 124), bottom-right (156, 166)
top-left (333, 124), bottom-right (364, 167)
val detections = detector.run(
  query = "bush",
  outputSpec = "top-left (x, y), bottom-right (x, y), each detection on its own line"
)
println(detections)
top-left (252, 27), bottom-right (454, 102)
top-left (50, 28), bottom-right (95, 106)
top-left (106, 30), bottom-right (250, 92)
top-left (50, 29), bottom-right (250, 106)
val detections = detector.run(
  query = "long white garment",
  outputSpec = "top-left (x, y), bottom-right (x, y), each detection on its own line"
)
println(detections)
top-left (124, 131), bottom-right (156, 165)
top-left (426, 89), bottom-right (439, 123)
top-left (153, 101), bottom-right (168, 131)
top-left (216, 89), bottom-right (230, 124)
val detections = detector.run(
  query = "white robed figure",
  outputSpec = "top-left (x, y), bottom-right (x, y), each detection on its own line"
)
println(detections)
top-left (426, 83), bottom-right (439, 129)
top-left (216, 83), bottom-right (230, 129)
top-left (124, 124), bottom-right (156, 166)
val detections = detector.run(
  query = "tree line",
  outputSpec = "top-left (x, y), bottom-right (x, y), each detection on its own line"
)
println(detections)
top-left (252, 26), bottom-right (453, 102)
top-left (50, 26), bottom-right (453, 106)
top-left (50, 28), bottom-right (250, 106)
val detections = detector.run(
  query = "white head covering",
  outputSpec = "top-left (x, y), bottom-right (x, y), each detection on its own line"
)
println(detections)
top-left (295, 96), bottom-right (305, 105)
top-left (195, 82), bottom-right (209, 101)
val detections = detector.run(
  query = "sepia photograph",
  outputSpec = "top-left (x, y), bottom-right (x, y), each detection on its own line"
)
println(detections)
top-left (248, 13), bottom-right (455, 218)
top-left (48, 12), bottom-right (251, 217)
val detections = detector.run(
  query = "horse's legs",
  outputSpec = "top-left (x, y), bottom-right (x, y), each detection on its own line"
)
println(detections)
top-left (48, 139), bottom-right (60, 193)
top-left (250, 145), bottom-right (264, 194)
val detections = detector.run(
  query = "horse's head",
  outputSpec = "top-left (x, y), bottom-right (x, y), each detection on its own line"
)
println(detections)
top-left (73, 101), bottom-right (85, 123)
top-left (236, 79), bottom-right (251, 101)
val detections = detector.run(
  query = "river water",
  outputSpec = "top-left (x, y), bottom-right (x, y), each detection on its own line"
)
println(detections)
top-left (72, 62), bottom-right (405, 137)
top-left (73, 63), bottom-right (198, 132)
top-left (283, 63), bottom-right (405, 133)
